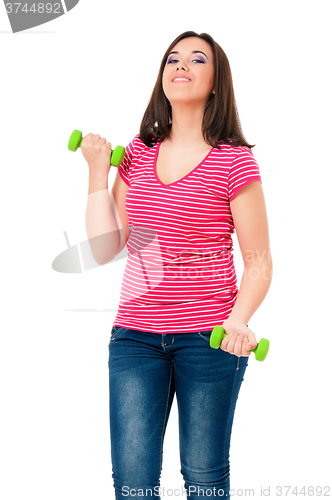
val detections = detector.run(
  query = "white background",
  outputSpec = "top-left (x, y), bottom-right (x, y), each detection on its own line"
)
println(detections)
top-left (1, 1), bottom-right (331, 499)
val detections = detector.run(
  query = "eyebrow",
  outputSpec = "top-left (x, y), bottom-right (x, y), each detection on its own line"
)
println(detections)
top-left (167, 50), bottom-right (208, 59)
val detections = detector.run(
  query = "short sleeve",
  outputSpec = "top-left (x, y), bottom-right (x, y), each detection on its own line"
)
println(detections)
top-left (227, 147), bottom-right (262, 201)
top-left (117, 134), bottom-right (140, 186)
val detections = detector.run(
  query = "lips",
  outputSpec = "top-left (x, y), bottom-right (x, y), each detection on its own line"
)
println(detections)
top-left (172, 74), bottom-right (192, 83)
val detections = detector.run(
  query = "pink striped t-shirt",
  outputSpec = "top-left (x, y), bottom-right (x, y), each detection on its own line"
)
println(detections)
top-left (112, 134), bottom-right (262, 334)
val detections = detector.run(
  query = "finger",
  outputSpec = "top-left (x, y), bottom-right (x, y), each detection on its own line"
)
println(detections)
top-left (233, 334), bottom-right (244, 357)
top-left (81, 132), bottom-right (94, 144)
top-left (91, 134), bottom-right (101, 142)
top-left (220, 333), bottom-right (233, 351)
top-left (247, 335), bottom-right (258, 351)
top-left (226, 333), bottom-right (238, 354)
top-left (242, 337), bottom-right (251, 357)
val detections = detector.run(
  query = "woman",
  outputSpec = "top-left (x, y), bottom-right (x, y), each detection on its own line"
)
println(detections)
top-left (83, 31), bottom-right (272, 499)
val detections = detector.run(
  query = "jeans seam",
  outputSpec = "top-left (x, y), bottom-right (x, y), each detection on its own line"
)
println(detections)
top-left (223, 358), bottom-right (241, 466)
top-left (159, 360), bottom-right (174, 472)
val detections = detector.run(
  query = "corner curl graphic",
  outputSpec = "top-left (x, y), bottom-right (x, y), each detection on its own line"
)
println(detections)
top-left (4, 0), bottom-right (80, 33)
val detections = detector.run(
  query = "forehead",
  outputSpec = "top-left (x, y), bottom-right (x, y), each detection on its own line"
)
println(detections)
top-left (170, 37), bottom-right (213, 57)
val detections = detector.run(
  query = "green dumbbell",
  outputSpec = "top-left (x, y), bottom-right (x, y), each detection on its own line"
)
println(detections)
top-left (68, 129), bottom-right (125, 167)
top-left (210, 325), bottom-right (269, 362)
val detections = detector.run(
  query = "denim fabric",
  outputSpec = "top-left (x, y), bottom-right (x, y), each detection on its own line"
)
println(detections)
top-left (108, 326), bottom-right (249, 499)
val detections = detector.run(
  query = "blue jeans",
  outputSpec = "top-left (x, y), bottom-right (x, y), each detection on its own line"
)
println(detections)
top-left (108, 326), bottom-right (249, 499)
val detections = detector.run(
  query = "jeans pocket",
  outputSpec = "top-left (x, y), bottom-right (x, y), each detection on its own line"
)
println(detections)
top-left (110, 326), bottom-right (125, 342)
top-left (198, 330), bottom-right (213, 342)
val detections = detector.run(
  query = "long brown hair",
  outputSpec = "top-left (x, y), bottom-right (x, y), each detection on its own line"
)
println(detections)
top-left (139, 31), bottom-right (255, 150)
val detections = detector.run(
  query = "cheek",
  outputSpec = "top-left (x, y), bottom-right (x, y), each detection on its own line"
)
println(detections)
top-left (162, 70), bottom-right (171, 94)
top-left (206, 71), bottom-right (215, 91)
top-left (163, 66), bottom-right (171, 80)
top-left (162, 69), bottom-right (167, 86)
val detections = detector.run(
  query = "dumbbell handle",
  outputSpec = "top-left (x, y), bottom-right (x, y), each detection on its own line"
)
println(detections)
top-left (210, 325), bottom-right (269, 362)
top-left (68, 129), bottom-right (125, 168)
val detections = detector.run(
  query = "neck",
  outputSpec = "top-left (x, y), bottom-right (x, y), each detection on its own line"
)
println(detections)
top-left (167, 103), bottom-right (208, 148)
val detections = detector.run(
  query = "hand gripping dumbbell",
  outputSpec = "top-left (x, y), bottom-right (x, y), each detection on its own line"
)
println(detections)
top-left (210, 325), bottom-right (270, 362)
top-left (68, 129), bottom-right (125, 167)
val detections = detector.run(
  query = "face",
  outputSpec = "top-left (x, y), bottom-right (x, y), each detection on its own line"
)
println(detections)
top-left (162, 37), bottom-right (215, 108)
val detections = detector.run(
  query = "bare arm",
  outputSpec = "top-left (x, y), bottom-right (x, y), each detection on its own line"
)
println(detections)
top-left (82, 133), bottom-right (130, 266)
top-left (85, 173), bottom-right (121, 266)
top-left (85, 167), bottom-right (131, 266)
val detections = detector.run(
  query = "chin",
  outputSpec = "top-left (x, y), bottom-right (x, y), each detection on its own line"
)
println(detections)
top-left (168, 96), bottom-right (205, 107)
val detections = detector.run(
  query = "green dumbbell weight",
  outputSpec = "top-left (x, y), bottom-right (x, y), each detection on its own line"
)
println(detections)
top-left (210, 325), bottom-right (269, 362)
top-left (68, 129), bottom-right (125, 167)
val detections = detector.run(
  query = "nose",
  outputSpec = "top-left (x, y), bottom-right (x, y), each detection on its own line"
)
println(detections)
top-left (176, 61), bottom-right (188, 71)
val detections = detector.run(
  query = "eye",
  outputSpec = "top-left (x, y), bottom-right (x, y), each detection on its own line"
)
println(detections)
top-left (167, 57), bottom-right (179, 64)
top-left (166, 56), bottom-right (207, 64)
